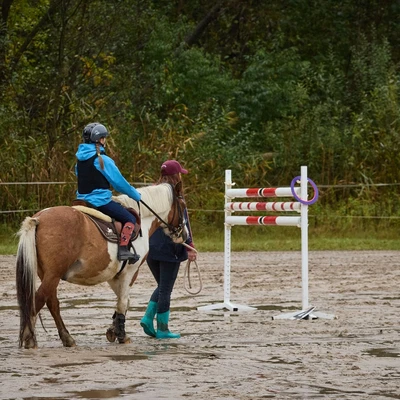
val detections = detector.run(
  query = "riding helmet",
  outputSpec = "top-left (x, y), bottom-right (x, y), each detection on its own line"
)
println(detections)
top-left (82, 122), bottom-right (109, 143)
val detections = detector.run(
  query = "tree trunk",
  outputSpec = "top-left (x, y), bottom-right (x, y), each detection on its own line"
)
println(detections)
top-left (184, 1), bottom-right (225, 47)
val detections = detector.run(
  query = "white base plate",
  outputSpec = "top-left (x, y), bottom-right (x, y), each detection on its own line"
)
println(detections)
top-left (272, 306), bottom-right (336, 320)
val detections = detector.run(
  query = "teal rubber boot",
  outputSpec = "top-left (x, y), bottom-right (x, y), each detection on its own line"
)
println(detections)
top-left (156, 311), bottom-right (180, 339)
top-left (140, 301), bottom-right (157, 337)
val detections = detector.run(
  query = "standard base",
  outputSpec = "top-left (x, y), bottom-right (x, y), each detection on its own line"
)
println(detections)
top-left (197, 301), bottom-right (257, 312)
top-left (272, 306), bottom-right (336, 320)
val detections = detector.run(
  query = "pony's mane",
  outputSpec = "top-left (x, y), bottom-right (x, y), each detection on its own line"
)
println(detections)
top-left (113, 183), bottom-right (173, 217)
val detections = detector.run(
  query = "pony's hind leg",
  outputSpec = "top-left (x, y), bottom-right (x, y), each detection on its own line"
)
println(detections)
top-left (20, 316), bottom-right (38, 349)
top-left (45, 287), bottom-right (76, 347)
top-left (46, 294), bottom-right (76, 347)
top-left (36, 278), bottom-right (76, 347)
top-left (20, 282), bottom-right (46, 349)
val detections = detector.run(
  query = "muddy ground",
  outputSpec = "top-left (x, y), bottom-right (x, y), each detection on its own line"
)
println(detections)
top-left (0, 251), bottom-right (399, 400)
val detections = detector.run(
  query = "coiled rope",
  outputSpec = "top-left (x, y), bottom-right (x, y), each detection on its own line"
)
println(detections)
top-left (182, 243), bottom-right (203, 295)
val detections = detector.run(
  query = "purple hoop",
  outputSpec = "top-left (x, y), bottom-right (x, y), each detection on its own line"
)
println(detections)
top-left (290, 176), bottom-right (319, 205)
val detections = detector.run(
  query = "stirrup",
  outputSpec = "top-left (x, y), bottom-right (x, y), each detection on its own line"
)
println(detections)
top-left (118, 247), bottom-right (140, 263)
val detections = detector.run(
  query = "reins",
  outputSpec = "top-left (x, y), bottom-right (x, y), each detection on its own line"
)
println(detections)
top-left (139, 186), bottom-right (186, 239)
top-left (139, 199), bottom-right (170, 227)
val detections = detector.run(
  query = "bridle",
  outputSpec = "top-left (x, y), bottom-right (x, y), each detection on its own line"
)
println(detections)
top-left (139, 183), bottom-right (187, 242)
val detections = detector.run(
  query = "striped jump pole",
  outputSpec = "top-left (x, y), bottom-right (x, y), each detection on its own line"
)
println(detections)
top-left (198, 166), bottom-right (335, 320)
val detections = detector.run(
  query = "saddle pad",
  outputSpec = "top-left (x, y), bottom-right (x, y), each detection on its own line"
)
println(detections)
top-left (87, 215), bottom-right (119, 243)
top-left (72, 205), bottom-right (112, 222)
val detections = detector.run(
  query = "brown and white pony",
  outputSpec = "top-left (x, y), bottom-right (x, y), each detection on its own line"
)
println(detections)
top-left (16, 183), bottom-right (187, 349)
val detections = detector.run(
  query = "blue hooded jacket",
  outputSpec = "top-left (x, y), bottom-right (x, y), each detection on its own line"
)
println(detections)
top-left (75, 143), bottom-right (141, 207)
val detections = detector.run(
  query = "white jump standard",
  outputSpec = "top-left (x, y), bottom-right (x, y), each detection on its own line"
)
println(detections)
top-left (198, 166), bottom-right (335, 320)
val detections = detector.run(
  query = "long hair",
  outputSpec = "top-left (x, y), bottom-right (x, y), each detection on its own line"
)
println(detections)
top-left (157, 174), bottom-right (184, 197)
top-left (96, 143), bottom-right (105, 170)
top-left (158, 173), bottom-right (194, 241)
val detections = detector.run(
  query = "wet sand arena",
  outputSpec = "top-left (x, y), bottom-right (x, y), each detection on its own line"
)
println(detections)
top-left (0, 251), bottom-right (399, 399)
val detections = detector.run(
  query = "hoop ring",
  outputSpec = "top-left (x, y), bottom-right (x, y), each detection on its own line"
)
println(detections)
top-left (290, 176), bottom-right (319, 205)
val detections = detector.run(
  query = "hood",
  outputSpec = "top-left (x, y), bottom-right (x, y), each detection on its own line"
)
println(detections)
top-left (76, 143), bottom-right (104, 161)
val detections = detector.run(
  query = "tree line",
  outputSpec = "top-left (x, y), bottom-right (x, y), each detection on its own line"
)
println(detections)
top-left (1, 0), bottom-right (399, 222)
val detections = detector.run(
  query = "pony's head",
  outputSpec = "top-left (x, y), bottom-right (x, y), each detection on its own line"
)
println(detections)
top-left (114, 183), bottom-right (188, 243)
top-left (160, 183), bottom-right (188, 244)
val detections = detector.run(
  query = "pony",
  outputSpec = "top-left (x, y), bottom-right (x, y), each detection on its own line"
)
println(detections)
top-left (15, 183), bottom-right (187, 349)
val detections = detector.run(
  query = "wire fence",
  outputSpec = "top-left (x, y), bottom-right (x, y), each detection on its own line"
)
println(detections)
top-left (1, 181), bottom-right (399, 220)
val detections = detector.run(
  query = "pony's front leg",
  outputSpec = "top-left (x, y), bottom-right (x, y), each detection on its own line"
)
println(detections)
top-left (106, 268), bottom-right (139, 344)
top-left (106, 311), bottom-right (130, 344)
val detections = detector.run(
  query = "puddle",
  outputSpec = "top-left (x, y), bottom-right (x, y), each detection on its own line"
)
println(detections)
top-left (170, 306), bottom-right (197, 312)
top-left (62, 298), bottom-right (112, 308)
top-left (0, 305), bottom-right (19, 311)
top-left (254, 305), bottom-right (287, 311)
top-left (365, 348), bottom-right (400, 357)
top-left (51, 361), bottom-right (103, 368)
top-left (24, 397), bottom-right (70, 400)
top-left (69, 385), bottom-right (144, 399)
top-left (264, 356), bottom-right (301, 365)
top-left (105, 354), bottom-right (149, 361)
top-left (316, 385), bottom-right (400, 399)
top-left (70, 389), bottom-right (122, 399)
top-left (317, 386), bottom-right (366, 395)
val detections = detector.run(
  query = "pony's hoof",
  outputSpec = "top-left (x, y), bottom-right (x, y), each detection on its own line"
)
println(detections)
top-left (63, 338), bottom-right (76, 347)
top-left (23, 335), bottom-right (38, 349)
top-left (24, 341), bottom-right (38, 349)
top-left (118, 336), bottom-right (131, 344)
top-left (106, 327), bottom-right (116, 343)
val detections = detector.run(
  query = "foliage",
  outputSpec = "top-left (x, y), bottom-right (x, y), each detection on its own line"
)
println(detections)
top-left (1, 0), bottom-right (400, 238)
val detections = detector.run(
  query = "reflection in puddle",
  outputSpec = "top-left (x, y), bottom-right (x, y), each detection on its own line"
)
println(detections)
top-left (365, 348), bottom-right (400, 357)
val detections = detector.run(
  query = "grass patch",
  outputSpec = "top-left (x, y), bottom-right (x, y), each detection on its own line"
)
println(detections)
top-left (2, 218), bottom-right (399, 256)
top-left (0, 224), bottom-right (19, 255)
top-left (191, 221), bottom-right (400, 252)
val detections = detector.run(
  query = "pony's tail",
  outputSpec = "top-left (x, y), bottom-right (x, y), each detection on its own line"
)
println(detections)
top-left (16, 217), bottom-right (39, 347)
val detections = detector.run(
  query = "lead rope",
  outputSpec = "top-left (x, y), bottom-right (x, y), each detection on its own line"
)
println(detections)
top-left (182, 243), bottom-right (202, 295)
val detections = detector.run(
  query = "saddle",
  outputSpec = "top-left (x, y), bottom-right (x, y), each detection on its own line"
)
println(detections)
top-left (72, 200), bottom-right (141, 243)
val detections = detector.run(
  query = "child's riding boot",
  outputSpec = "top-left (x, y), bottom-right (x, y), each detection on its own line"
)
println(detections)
top-left (118, 222), bottom-right (140, 263)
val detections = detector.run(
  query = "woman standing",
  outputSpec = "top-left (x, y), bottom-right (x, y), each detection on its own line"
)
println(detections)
top-left (140, 160), bottom-right (197, 339)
